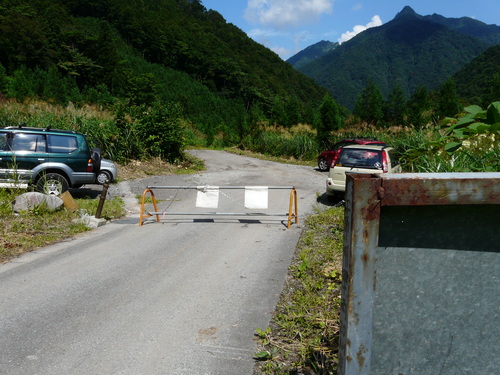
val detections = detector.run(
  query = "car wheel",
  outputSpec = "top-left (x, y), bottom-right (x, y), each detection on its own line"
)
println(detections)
top-left (318, 157), bottom-right (329, 171)
top-left (96, 170), bottom-right (112, 185)
top-left (36, 173), bottom-right (69, 195)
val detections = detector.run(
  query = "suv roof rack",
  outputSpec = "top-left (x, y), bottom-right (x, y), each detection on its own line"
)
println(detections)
top-left (3, 124), bottom-right (77, 134)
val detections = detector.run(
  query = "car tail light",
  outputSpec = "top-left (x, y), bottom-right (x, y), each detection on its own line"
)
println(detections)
top-left (331, 153), bottom-right (340, 168)
top-left (382, 151), bottom-right (389, 172)
top-left (87, 158), bottom-right (93, 172)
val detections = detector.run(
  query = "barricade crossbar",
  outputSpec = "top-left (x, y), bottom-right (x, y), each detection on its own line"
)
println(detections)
top-left (139, 185), bottom-right (298, 228)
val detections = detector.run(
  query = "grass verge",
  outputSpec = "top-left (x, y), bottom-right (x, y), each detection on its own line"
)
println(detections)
top-left (0, 188), bottom-right (125, 263)
top-left (254, 205), bottom-right (345, 374)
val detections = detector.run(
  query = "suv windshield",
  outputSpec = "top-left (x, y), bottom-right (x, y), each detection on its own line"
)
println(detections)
top-left (338, 149), bottom-right (382, 169)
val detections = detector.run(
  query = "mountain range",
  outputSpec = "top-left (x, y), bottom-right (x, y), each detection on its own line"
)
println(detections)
top-left (289, 6), bottom-right (500, 110)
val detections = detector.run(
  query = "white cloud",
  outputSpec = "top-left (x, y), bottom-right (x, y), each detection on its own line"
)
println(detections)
top-left (338, 15), bottom-right (382, 44)
top-left (245, 0), bottom-right (335, 30)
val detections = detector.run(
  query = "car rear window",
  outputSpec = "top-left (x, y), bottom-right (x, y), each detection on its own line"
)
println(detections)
top-left (338, 149), bottom-right (383, 169)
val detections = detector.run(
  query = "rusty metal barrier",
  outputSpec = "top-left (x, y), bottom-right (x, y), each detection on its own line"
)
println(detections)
top-left (339, 172), bottom-right (500, 375)
top-left (139, 185), bottom-right (298, 228)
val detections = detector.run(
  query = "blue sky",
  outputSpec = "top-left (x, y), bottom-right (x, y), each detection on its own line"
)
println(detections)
top-left (201, 0), bottom-right (499, 60)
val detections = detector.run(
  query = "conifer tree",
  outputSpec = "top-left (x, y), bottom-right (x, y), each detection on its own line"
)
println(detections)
top-left (317, 94), bottom-right (341, 146)
top-left (436, 78), bottom-right (462, 118)
top-left (385, 84), bottom-right (407, 125)
top-left (353, 80), bottom-right (384, 125)
top-left (407, 86), bottom-right (431, 128)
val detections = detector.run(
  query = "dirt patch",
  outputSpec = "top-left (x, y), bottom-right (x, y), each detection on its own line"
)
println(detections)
top-left (117, 158), bottom-right (178, 180)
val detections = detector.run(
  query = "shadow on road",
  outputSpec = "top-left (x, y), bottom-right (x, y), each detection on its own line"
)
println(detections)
top-left (317, 192), bottom-right (345, 207)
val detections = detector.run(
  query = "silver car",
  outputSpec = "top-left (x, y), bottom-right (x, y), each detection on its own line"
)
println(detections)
top-left (326, 145), bottom-right (401, 199)
top-left (96, 159), bottom-right (118, 185)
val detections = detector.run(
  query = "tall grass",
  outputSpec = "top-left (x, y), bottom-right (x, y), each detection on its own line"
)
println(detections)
top-left (241, 124), bottom-right (319, 161)
top-left (1, 99), bottom-right (497, 172)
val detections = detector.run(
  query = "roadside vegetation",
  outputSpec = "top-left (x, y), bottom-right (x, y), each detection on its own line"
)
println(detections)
top-left (0, 187), bottom-right (124, 262)
top-left (254, 206), bottom-right (344, 374)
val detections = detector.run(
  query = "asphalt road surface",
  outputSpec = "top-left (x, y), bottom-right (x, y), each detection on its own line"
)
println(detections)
top-left (0, 150), bottom-right (328, 375)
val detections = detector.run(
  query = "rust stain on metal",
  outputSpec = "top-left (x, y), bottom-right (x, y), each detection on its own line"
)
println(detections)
top-left (377, 186), bottom-right (385, 200)
top-left (380, 175), bottom-right (500, 206)
top-left (361, 203), bottom-right (379, 222)
top-left (357, 344), bottom-right (367, 368)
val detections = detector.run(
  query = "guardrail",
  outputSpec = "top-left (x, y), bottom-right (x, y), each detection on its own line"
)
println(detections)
top-left (139, 185), bottom-right (298, 228)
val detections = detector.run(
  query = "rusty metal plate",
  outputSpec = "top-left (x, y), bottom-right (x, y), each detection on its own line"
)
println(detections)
top-left (339, 172), bottom-right (500, 375)
top-left (377, 172), bottom-right (500, 206)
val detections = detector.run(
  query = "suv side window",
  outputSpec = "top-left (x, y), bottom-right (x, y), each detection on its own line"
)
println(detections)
top-left (47, 135), bottom-right (78, 153)
top-left (11, 133), bottom-right (47, 152)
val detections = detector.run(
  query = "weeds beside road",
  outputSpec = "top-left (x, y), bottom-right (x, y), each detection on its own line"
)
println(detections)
top-left (254, 206), bottom-right (344, 374)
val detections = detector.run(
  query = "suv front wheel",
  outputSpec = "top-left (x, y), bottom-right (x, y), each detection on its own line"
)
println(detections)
top-left (36, 173), bottom-right (69, 195)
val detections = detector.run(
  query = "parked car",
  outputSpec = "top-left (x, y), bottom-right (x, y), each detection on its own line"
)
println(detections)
top-left (0, 126), bottom-right (101, 195)
top-left (317, 139), bottom-right (386, 171)
top-left (96, 159), bottom-right (118, 185)
top-left (326, 144), bottom-right (401, 199)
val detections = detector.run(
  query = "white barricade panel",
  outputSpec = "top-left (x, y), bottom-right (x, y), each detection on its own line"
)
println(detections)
top-left (196, 186), bottom-right (219, 208)
top-left (244, 186), bottom-right (268, 209)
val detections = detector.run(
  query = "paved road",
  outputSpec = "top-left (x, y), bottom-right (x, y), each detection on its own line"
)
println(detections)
top-left (0, 150), bottom-right (328, 375)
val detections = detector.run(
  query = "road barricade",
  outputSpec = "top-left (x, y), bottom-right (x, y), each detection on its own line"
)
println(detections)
top-left (139, 185), bottom-right (298, 228)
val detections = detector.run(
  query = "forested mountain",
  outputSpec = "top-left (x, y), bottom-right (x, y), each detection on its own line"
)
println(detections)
top-left (0, 0), bottom-right (327, 134)
top-left (453, 45), bottom-right (500, 107)
top-left (286, 41), bottom-right (338, 70)
top-left (295, 6), bottom-right (499, 110)
top-left (423, 12), bottom-right (500, 45)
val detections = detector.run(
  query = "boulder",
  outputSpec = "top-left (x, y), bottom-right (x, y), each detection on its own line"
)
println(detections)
top-left (13, 192), bottom-right (64, 213)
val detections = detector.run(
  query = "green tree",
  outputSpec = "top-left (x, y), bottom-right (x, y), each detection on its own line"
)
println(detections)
top-left (285, 95), bottom-right (301, 127)
top-left (436, 78), bottom-right (462, 119)
top-left (93, 21), bottom-right (121, 88)
top-left (385, 84), bottom-right (407, 125)
top-left (121, 70), bottom-right (158, 107)
top-left (353, 80), bottom-right (384, 125)
top-left (407, 86), bottom-right (432, 128)
top-left (6, 65), bottom-right (35, 101)
top-left (488, 73), bottom-right (500, 106)
top-left (0, 63), bottom-right (6, 92)
top-left (270, 96), bottom-right (288, 126)
top-left (317, 94), bottom-right (342, 146)
top-left (135, 102), bottom-right (186, 161)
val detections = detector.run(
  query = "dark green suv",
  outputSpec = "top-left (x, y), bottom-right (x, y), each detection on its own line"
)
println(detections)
top-left (0, 126), bottom-right (101, 195)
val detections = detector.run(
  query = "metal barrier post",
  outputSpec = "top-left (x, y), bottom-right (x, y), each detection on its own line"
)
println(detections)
top-left (287, 187), bottom-right (298, 228)
top-left (139, 188), bottom-right (160, 226)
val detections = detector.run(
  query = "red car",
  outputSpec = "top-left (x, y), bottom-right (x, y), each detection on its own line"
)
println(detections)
top-left (317, 139), bottom-right (386, 171)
